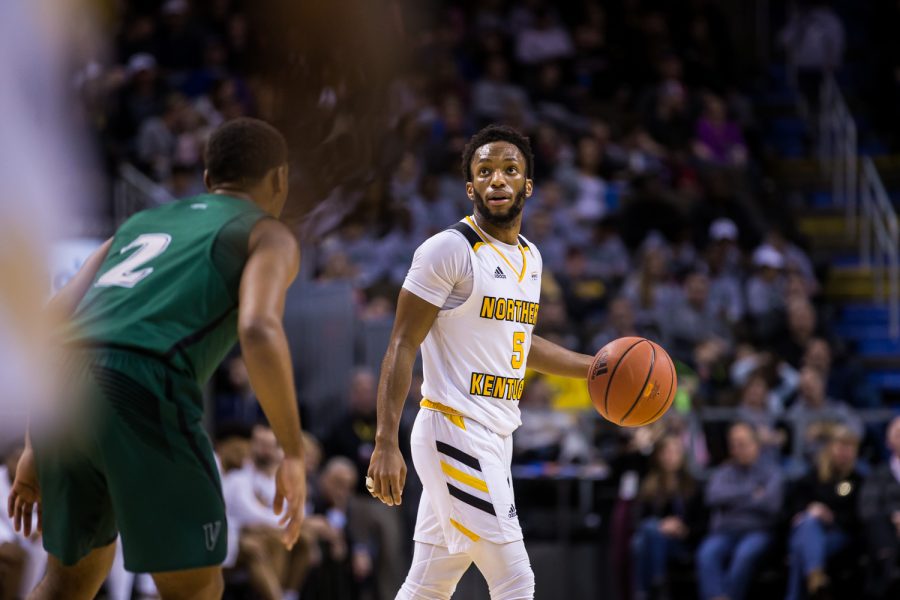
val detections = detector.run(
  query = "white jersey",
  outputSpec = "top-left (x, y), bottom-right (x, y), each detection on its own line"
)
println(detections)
top-left (403, 217), bottom-right (542, 437)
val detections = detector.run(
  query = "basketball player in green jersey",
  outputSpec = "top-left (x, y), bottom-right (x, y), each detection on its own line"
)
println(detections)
top-left (6, 118), bottom-right (305, 600)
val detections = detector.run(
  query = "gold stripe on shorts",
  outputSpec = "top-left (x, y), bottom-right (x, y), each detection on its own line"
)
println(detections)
top-left (440, 460), bottom-right (489, 493)
top-left (450, 518), bottom-right (480, 542)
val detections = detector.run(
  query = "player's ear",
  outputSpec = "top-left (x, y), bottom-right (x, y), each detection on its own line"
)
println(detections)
top-left (203, 170), bottom-right (212, 191)
top-left (275, 164), bottom-right (288, 196)
top-left (465, 181), bottom-right (475, 201)
top-left (525, 179), bottom-right (534, 198)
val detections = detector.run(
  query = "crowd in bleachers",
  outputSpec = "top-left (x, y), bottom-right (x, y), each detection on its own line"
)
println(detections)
top-left (4, 0), bottom-right (900, 599)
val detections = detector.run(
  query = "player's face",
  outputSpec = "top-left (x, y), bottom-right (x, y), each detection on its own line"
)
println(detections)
top-left (466, 142), bottom-right (533, 227)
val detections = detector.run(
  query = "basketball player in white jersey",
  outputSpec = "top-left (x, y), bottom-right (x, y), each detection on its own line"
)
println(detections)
top-left (367, 125), bottom-right (596, 599)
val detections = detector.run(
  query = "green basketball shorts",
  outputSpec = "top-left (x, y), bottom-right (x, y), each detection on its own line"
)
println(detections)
top-left (34, 348), bottom-right (227, 572)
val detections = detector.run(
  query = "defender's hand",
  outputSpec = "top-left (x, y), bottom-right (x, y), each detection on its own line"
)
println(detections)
top-left (367, 442), bottom-right (407, 506)
top-left (273, 457), bottom-right (306, 550)
top-left (7, 448), bottom-right (41, 537)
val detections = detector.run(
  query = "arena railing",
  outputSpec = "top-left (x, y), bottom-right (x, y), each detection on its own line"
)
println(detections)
top-left (860, 157), bottom-right (900, 339)
top-left (818, 75), bottom-right (900, 339)
top-left (113, 162), bottom-right (173, 226)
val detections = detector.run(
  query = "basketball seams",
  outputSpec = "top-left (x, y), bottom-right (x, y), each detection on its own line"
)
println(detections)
top-left (636, 346), bottom-right (676, 427)
top-left (600, 338), bottom-right (646, 418)
top-left (618, 341), bottom-right (656, 424)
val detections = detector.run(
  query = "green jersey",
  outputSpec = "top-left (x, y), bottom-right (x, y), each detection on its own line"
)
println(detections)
top-left (67, 194), bottom-right (268, 385)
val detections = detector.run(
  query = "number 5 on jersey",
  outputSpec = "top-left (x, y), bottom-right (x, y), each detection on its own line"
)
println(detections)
top-left (511, 331), bottom-right (525, 369)
top-left (96, 233), bottom-right (172, 288)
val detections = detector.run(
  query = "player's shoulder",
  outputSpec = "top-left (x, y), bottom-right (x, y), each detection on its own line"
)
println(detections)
top-left (415, 223), bottom-right (473, 257)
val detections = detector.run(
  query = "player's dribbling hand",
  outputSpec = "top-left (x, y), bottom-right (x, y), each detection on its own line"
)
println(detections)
top-left (367, 442), bottom-right (407, 507)
top-left (7, 447), bottom-right (41, 537)
top-left (273, 456), bottom-right (306, 551)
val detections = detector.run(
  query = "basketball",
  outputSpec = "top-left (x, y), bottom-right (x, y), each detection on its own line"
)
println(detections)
top-left (588, 337), bottom-right (677, 427)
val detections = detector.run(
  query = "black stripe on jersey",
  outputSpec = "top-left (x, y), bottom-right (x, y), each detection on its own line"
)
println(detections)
top-left (447, 222), bottom-right (483, 250)
top-left (164, 304), bottom-right (236, 360)
top-left (436, 440), bottom-right (481, 471)
top-left (91, 365), bottom-right (171, 459)
top-left (517, 235), bottom-right (529, 250)
top-left (448, 483), bottom-right (496, 516)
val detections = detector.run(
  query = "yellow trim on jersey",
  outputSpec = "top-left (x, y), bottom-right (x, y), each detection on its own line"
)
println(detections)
top-left (450, 518), bottom-right (481, 542)
top-left (444, 413), bottom-right (466, 430)
top-left (421, 398), bottom-right (463, 415)
top-left (473, 241), bottom-right (485, 252)
top-left (465, 216), bottom-right (527, 283)
top-left (441, 460), bottom-right (489, 493)
top-left (420, 399), bottom-right (467, 429)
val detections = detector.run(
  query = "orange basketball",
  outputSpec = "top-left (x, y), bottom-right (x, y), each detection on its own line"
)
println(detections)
top-left (588, 337), bottom-right (677, 427)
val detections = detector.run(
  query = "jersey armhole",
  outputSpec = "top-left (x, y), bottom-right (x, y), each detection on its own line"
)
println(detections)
top-left (433, 228), bottom-right (481, 318)
top-left (210, 212), bottom-right (268, 304)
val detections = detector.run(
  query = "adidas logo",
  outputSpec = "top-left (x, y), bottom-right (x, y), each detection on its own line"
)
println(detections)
top-left (494, 267), bottom-right (506, 279)
top-left (508, 504), bottom-right (517, 518)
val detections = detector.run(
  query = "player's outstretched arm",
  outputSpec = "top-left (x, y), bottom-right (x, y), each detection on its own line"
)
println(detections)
top-left (527, 334), bottom-right (594, 379)
top-left (238, 218), bottom-right (305, 549)
top-left (368, 289), bottom-right (440, 507)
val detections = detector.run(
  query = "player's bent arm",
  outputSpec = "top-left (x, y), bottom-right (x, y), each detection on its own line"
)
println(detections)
top-left (527, 334), bottom-right (593, 379)
top-left (46, 238), bottom-right (113, 321)
top-left (238, 219), bottom-right (303, 459)
top-left (375, 289), bottom-right (440, 446)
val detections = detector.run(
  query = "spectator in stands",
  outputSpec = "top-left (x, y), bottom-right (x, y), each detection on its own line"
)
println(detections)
top-left (585, 217), bottom-right (631, 283)
top-left (785, 425), bottom-right (863, 600)
top-left (514, 7), bottom-right (574, 65)
top-left (696, 422), bottom-right (784, 600)
top-left (632, 435), bottom-right (704, 600)
top-left (661, 269), bottom-right (732, 361)
top-left (216, 354), bottom-right (263, 424)
top-left (324, 368), bottom-right (408, 599)
top-left (803, 337), bottom-right (877, 409)
top-left (471, 55), bottom-right (531, 123)
top-left (736, 373), bottom-right (787, 464)
top-left (765, 229), bottom-right (818, 294)
top-left (779, 0), bottom-right (846, 108)
top-left (0, 445), bottom-right (46, 600)
top-left (778, 298), bottom-right (822, 368)
top-left (514, 376), bottom-right (590, 464)
top-left (858, 416), bottom-right (900, 598)
top-left (731, 347), bottom-right (799, 414)
top-left (706, 218), bottom-right (746, 324)
top-left (746, 245), bottom-right (787, 339)
top-left (590, 296), bottom-right (652, 351)
top-left (303, 457), bottom-right (374, 600)
top-left (693, 93), bottom-right (747, 167)
top-left (787, 367), bottom-right (864, 460)
top-left (223, 424), bottom-right (306, 600)
top-left (621, 244), bottom-right (678, 332)
top-left (563, 135), bottom-right (610, 226)
top-left (522, 209), bottom-right (566, 274)
top-left (558, 246), bottom-right (608, 327)
top-left (135, 92), bottom-right (188, 181)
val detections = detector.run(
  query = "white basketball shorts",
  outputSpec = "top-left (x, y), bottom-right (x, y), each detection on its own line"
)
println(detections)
top-left (411, 405), bottom-right (523, 555)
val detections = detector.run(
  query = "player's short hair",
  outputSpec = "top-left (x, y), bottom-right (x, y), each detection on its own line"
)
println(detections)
top-left (204, 117), bottom-right (288, 187)
top-left (461, 124), bottom-right (534, 182)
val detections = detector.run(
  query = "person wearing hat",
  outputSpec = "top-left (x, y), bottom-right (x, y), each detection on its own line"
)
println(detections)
top-left (746, 244), bottom-right (787, 340)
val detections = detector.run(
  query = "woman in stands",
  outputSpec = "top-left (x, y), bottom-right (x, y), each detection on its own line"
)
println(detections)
top-left (784, 425), bottom-right (863, 600)
top-left (632, 435), bottom-right (705, 600)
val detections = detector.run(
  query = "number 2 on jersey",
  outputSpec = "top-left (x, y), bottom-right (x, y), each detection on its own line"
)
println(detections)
top-left (95, 233), bottom-right (172, 288)
top-left (511, 331), bottom-right (525, 369)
